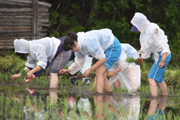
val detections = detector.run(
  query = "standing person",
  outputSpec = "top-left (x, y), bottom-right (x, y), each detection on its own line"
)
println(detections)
top-left (13, 37), bottom-right (71, 89)
top-left (130, 12), bottom-right (171, 97)
top-left (108, 43), bottom-right (141, 93)
top-left (59, 28), bottom-right (122, 94)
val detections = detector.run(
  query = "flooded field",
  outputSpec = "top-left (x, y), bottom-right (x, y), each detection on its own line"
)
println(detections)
top-left (0, 74), bottom-right (180, 120)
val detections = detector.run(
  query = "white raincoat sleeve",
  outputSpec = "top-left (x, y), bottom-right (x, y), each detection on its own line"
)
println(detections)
top-left (85, 37), bottom-right (106, 60)
top-left (25, 55), bottom-right (37, 68)
top-left (28, 44), bottom-right (48, 69)
top-left (138, 50), bottom-right (151, 59)
top-left (117, 51), bottom-right (128, 71)
top-left (69, 52), bottom-right (86, 75)
top-left (152, 27), bottom-right (171, 56)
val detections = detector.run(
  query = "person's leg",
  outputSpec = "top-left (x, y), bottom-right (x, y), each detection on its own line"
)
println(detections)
top-left (50, 73), bottom-right (59, 88)
top-left (158, 81), bottom-right (168, 96)
top-left (103, 71), bottom-right (112, 93)
top-left (157, 53), bottom-right (171, 96)
top-left (47, 51), bottom-right (71, 88)
top-left (148, 52), bottom-right (171, 97)
top-left (148, 78), bottom-right (158, 97)
top-left (113, 79), bottom-right (121, 89)
top-left (95, 65), bottom-right (109, 93)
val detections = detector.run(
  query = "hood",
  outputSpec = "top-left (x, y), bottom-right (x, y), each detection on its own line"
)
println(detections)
top-left (77, 32), bottom-right (85, 51)
top-left (131, 12), bottom-right (150, 32)
top-left (14, 39), bottom-right (29, 53)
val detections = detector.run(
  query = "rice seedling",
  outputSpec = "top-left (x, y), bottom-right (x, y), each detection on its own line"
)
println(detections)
top-left (21, 69), bottom-right (27, 76)
top-left (126, 57), bottom-right (138, 63)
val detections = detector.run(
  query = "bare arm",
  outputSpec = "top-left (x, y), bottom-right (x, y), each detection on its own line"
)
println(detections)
top-left (26, 65), bottom-right (42, 79)
top-left (107, 67), bottom-right (121, 78)
top-left (159, 52), bottom-right (168, 68)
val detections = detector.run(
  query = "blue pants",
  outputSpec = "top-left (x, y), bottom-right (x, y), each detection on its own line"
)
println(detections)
top-left (148, 52), bottom-right (171, 83)
top-left (103, 36), bottom-right (121, 70)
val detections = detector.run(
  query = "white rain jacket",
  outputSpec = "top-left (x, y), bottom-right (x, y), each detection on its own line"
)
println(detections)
top-left (14, 37), bottom-right (60, 69)
top-left (69, 28), bottom-right (114, 74)
top-left (131, 12), bottom-right (171, 63)
top-left (109, 43), bottom-right (141, 92)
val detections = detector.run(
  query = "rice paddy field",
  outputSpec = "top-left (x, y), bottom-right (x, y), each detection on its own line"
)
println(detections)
top-left (0, 50), bottom-right (180, 120)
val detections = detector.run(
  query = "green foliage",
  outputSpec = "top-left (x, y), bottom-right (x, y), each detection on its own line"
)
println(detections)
top-left (126, 57), bottom-right (138, 63)
top-left (0, 50), bottom-right (26, 73)
top-left (46, 0), bottom-right (180, 53)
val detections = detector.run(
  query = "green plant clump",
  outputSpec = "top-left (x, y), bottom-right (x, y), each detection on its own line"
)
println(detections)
top-left (126, 57), bottom-right (138, 63)
top-left (21, 69), bottom-right (27, 76)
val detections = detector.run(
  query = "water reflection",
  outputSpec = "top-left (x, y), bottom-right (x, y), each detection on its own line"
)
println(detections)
top-left (11, 88), bottom-right (61, 120)
top-left (147, 97), bottom-right (167, 120)
top-left (93, 94), bottom-right (140, 120)
top-left (9, 88), bottom-right (170, 120)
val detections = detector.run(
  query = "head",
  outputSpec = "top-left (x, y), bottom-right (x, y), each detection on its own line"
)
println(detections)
top-left (16, 52), bottom-right (28, 60)
top-left (14, 39), bottom-right (29, 53)
top-left (62, 32), bottom-right (79, 52)
top-left (130, 12), bottom-right (150, 32)
top-left (14, 39), bottom-right (29, 60)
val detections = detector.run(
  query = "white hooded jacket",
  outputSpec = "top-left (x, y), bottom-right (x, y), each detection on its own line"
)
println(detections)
top-left (131, 12), bottom-right (171, 63)
top-left (109, 43), bottom-right (141, 92)
top-left (69, 28), bottom-right (114, 74)
top-left (14, 37), bottom-right (60, 69)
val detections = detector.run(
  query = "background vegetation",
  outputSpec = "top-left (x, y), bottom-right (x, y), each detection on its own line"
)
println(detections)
top-left (43, 0), bottom-right (180, 54)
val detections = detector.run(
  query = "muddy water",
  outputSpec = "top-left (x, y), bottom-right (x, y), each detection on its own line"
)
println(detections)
top-left (0, 81), bottom-right (180, 119)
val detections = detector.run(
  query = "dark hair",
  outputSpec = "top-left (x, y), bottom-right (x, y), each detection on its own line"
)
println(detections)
top-left (16, 52), bottom-right (27, 60)
top-left (62, 32), bottom-right (78, 51)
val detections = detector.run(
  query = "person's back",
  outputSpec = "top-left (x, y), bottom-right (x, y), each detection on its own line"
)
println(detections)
top-left (76, 29), bottom-right (115, 60)
top-left (84, 29), bottom-right (113, 51)
top-left (121, 43), bottom-right (138, 59)
top-left (29, 37), bottom-right (60, 62)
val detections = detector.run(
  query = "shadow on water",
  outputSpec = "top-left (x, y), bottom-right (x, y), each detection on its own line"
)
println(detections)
top-left (0, 80), bottom-right (180, 119)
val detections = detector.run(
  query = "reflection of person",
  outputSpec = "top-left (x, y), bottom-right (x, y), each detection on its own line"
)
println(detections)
top-left (11, 88), bottom-right (61, 120)
top-left (131, 12), bottom-right (171, 97)
top-left (60, 29), bottom-right (122, 94)
top-left (147, 97), bottom-right (167, 120)
top-left (93, 94), bottom-right (140, 120)
top-left (108, 95), bottom-right (140, 120)
top-left (77, 93), bottom-right (92, 120)
top-left (13, 37), bottom-right (71, 89)
top-left (108, 43), bottom-right (141, 92)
